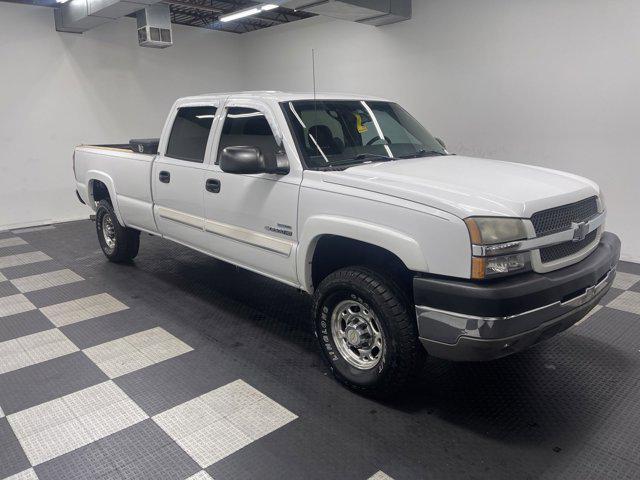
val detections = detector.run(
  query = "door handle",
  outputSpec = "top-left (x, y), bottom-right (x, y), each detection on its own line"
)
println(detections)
top-left (206, 178), bottom-right (221, 193)
top-left (159, 171), bottom-right (171, 183)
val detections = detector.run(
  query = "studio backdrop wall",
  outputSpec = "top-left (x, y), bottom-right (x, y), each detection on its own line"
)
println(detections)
top-left (239, 0), bottom-right (640, 262)
top-left (0, 3), bottom-right (243, 231)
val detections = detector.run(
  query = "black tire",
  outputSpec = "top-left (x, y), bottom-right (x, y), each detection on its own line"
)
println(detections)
top-left (312, 266), bottom-right (424, 398)
top-left (95, 200), bottom-right (140, 263)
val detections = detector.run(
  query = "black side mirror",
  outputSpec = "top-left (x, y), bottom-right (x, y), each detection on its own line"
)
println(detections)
top-left (219, 146), bottom-right (289, 175)
top-left (435, 137), bottom-right (447, 150)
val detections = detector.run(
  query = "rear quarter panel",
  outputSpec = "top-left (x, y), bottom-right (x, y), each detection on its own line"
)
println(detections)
top-left (75, 146), bottom-right (157, 232)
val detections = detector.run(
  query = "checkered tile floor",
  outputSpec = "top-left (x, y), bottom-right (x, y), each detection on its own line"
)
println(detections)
top-left (0, 226), bottom-right (397, 480)
top-left (1, 221), bottom-right (640, 479)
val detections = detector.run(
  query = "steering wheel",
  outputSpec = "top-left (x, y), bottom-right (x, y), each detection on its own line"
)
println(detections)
top-left (366, 136), bottom-right (392, 146)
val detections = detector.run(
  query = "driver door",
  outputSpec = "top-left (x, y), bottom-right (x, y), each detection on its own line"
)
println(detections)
top-left (202, 100), bottom-right (302, 285)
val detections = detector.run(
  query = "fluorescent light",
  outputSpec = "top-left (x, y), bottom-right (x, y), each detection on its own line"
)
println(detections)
top-left (56, 0), bottom-right (71, 3)
top-left (196, 115), bottom-right (215, 119)
top-left (220, 7), bottom-right (260, 22)
top-left (219, 3), bottom-right (278, 22)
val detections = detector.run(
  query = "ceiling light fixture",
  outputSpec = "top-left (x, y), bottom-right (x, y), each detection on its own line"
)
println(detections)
top-left (219, 3), bottom-right (279, 22)
top-left (56, 0), bottom-right (71, 3)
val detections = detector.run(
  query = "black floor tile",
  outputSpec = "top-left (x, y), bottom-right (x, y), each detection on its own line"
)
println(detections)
top-left (0, 310), bottom-right (55, 343)
top-left (0, 418), bottom-right (31, 479)
top-left (0, 352), bottom-right (107, 415)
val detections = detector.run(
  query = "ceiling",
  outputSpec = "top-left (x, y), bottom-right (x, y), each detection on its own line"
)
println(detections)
top-left (1, 0), bottom-right (316, 33)
top-left (166, 0), bottom-right (315, 33)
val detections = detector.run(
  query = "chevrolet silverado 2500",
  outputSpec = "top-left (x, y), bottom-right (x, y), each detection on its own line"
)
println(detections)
top-left (74, 91), bottom-right (620, 396)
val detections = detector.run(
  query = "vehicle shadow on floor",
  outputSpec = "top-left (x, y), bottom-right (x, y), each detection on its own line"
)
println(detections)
top-left (391, 333), bottom-right (635, 447)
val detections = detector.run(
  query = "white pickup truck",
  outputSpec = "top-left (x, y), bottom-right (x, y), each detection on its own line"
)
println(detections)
top-left (74, 91), bottom-right (620, 396)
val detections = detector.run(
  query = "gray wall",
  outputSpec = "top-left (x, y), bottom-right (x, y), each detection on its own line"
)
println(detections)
top-left (240, 0), bottom-right (640, 261)
top-left (2, 0), bottom-right (638, 261)
top-left (0, 3), bottom-right (243, 230)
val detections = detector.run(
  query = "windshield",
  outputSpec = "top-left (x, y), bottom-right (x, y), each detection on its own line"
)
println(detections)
top-left (283, 100), bottom-right (447, 168)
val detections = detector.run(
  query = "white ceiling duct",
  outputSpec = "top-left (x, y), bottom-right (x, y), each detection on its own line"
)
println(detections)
top-left (282, 0), bottom-right (411, 26)
top-left (54, 0), bottom-right (163, 33)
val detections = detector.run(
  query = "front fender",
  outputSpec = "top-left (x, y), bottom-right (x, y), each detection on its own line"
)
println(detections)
top-left (86, 171), bottom-right (125, 227)
top-left (297, 215), bottom-right (428, 292)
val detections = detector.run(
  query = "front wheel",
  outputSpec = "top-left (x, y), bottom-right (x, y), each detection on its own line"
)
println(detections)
top-left (312, 266), bottom-right (423, 397)
top-left (95, 200), bottom-right (140, 263)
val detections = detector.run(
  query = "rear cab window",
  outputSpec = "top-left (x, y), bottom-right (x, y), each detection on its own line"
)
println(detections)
top-left (165, 106), bottom-right (217, 163)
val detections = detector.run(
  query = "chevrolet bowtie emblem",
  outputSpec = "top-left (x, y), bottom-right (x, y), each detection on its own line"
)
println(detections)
top-left (571, 221), bottom-right (589, 242)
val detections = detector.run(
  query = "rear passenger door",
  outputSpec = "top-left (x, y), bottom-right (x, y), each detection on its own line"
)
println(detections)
top-left (203, 102), bottom-right (302, 285)
top-left (152, 103), bottom-right (219, 251)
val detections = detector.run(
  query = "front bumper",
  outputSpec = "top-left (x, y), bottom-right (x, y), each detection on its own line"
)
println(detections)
top-left (414, 232), bottom-right (621, 361)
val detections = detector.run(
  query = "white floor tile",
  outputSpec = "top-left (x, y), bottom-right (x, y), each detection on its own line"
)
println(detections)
top-left (62, 381), bottom-right (131, 417)
top-left (19, 417), bottom-right (92, 465)
top-left (607, 291), bottom-right (640, 315)
top-left (153, 398), bottom-right (222, 440)
top-left (0, 237), bottom-right (27, 249)
top-left (228, 397), bottom-right (298, 441)
top-left (175, 418), bottom-right (253, 468)
top-left (613, 271), bottom-right (640, 290)
top-left (8, 381), bottom-right (147, 466)
top-left (4, 468), bottom-right (39, 480)
top-left (78, 398), bottom-right (148, 441)
top-left (83, 327), bottom-right (192, 379)
top-left (0, 294), bottom-right (36, 318)
top-left (185, 472), bottom-right (214, 480)
top-left (368, 472), bottom-right (395, 480)
top-left (154, 379), bottom-right (296, 469)
top-left (0, 251), bottom-right (51, 269)
top-left (11, 269), bottom-right (84, 293)
top-left (199, 379), bottom-right (266, 417)
top-left (40, 293), bottom-right (128, 327)
top-left (8, 397), bottom-right (75, 439)
top-left (0, 329), bottom-right (78, 375)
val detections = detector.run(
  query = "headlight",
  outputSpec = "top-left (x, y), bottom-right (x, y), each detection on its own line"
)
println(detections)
top-left (465, 217), bottom-right (530, 279)
top-left (598, 190), bottom-right (606, 213)
top-left (464, 217), bottom-right (528, 245)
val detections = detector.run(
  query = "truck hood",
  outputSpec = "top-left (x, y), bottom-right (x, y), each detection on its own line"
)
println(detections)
top-left (322, 155), bottom-right (599, 218)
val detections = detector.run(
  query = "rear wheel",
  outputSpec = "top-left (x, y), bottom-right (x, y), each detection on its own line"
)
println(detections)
top-left (312, 266), bottom-right (423, 398)
top-left (95, 200), bottom-right (140, 263)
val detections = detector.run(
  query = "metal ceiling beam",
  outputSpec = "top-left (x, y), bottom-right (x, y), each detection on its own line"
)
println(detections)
top-left (163, 0), bottom-right (222, 13)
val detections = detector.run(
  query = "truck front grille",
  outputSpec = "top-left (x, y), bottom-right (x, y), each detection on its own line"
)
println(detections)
top-left (539, 231), bottom-right (598, 263)
top-left (531, 196), bottom-right (598, 237)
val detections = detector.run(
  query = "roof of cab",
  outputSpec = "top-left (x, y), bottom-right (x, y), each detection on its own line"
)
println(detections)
top-left (178, 90), bottom-right (391, 103)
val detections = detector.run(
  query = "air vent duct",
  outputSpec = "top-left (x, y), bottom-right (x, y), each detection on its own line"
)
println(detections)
top-left (136, 4), bottom-right (172, 48)
top-left (283, 0), bottom-right (411, 26)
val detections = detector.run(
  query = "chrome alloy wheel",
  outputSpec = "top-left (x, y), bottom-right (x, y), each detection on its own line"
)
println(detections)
top-left (330, 299), bottom-right (385, 369)
top-left (102, 215), bottom-right (116, 250)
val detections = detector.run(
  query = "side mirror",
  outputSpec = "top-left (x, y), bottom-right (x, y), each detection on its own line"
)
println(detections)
top-left (435, 137), bottom-right (447, 150)
top-left (219, 146), bottom-right (289, 175)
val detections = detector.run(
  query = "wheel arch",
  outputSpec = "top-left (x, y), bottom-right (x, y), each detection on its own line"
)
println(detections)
top-left (87, 171), bottom-right (125, 226)
top-left (298, 215), bottom-right (428, 293)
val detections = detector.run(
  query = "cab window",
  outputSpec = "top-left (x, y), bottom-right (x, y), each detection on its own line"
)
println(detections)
top-left (165, 106), bottom-right (217, 162)
top-left (217, 107), bottom-right (278, 163)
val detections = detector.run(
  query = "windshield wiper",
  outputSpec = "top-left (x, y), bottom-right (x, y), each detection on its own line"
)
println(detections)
top-left (325, 153), bottom-right (395, 168)
top-left (352, 153), bottom-right (395, 162)
top-left (398, 149), bottom-right (447, 159)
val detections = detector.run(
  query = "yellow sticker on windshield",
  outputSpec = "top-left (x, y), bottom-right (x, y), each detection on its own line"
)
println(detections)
top-left (355, 113), bottom-right (369, 133)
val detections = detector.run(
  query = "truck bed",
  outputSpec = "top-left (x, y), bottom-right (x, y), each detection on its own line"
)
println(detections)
top-left (83, 138), bottom-right (160, 155)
